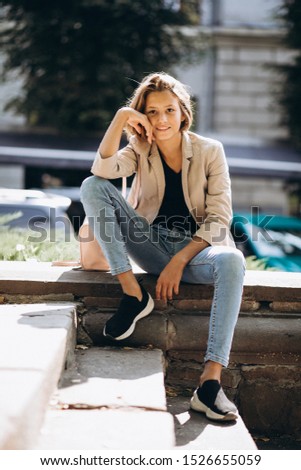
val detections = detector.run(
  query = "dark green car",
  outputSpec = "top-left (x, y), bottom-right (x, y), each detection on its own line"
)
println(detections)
top-left (231, 213), bottom-right (301, 272)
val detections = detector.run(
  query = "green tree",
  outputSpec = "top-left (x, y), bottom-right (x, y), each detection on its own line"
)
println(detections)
top-left (277, 0), bottom-right (301, 149)
top-left (0, 0), bottom-right (202, 134)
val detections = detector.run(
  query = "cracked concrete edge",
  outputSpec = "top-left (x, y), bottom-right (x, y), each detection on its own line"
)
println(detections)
top-left (0, 303), bottom-right (77, 449)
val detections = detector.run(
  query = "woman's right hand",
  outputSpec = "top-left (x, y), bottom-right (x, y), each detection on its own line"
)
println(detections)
top-left (119, 107), bottom-right (153, 144)
top-left (99, 106), bottom-right (153, 158)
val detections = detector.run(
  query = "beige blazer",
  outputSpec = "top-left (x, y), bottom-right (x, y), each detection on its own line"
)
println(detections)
top-left (91, 131), bottom-right (235, 247)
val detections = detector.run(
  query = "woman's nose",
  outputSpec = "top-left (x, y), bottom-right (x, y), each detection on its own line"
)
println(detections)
top-left (158, 112), bottom-right (168, 123)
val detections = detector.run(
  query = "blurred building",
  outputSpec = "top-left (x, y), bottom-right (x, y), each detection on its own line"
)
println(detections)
top-left (0, 0), bottom-right (300, 216)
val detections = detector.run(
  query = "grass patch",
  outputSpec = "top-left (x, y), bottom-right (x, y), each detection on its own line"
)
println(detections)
top-left (0, 227), bottom-right (79, 262)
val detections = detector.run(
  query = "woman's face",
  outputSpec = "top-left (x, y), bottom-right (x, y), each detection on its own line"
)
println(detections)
top-left (144, 90), bottom-right (184, 144)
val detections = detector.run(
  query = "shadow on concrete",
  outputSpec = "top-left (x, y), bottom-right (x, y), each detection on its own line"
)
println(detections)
top-left (167, 395), bottom-right (237, 449)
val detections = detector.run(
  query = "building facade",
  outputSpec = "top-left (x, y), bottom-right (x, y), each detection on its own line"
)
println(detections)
top-left (176, 0), bottom-right (299, 215)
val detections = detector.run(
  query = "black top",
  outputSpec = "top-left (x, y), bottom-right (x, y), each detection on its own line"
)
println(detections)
top-left (152, 157), bottom-right (198, 235)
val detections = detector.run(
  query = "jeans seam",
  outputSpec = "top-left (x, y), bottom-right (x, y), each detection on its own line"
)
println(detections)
top-left (206, 264), bottom-right (219, 363)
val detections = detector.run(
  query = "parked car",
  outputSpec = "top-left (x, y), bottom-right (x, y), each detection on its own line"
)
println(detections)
top-left (231, 213), bottom-right (301, 272)
top-left (0, 188), bottom-right (74, 236)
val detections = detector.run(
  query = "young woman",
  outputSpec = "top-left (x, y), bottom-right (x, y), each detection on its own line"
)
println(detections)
top-left (80, 72), bottom-right (245, 422)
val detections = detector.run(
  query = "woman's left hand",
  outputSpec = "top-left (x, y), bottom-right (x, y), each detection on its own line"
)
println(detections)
top-left (155, 257), bottom-right (185, 301)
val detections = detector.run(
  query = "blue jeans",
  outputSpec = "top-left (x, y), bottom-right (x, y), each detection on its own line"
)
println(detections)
top-left (80, 176), bottom-right (245, 367)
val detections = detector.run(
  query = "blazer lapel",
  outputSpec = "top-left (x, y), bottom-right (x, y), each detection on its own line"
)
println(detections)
top-left (181, 132), bottom-right (193, 213)
top-left (148, 142), bottom-right (165, 204)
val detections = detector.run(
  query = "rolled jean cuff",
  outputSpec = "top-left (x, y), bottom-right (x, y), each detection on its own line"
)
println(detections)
top-left (110, 263), bottom-right (133, 276)
top-left (204, 352), bottom-right (229, 368)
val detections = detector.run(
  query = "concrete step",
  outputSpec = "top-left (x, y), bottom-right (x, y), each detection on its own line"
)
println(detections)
top-left (0, 303), bottom-right (76, 450)
top-left (35, 347), bottom-right (175, 450)
top-left (167, 395), bottom-right (257, 450)
top-left (36, 347), bottom-right (256, 450)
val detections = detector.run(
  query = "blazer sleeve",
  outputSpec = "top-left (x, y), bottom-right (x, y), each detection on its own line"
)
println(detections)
top-left (91, 143), bottom-right (138, 179)
top-left (195, 142), bottom-right (234, 246)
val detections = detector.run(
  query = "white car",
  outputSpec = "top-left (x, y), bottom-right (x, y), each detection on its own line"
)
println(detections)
top-left (0, 188), bottom-right (74, 236)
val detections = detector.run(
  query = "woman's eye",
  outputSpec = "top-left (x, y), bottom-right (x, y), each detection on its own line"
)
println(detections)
top-left (147, 110), bottom-right (156, 115)
top-left (167, 108), bottom-right (175, 113)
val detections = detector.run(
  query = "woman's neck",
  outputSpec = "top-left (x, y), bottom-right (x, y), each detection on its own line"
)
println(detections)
top-left (157, 134), bottom-right (183, 173)
top-left (156, 133), bottom-right (182, 162)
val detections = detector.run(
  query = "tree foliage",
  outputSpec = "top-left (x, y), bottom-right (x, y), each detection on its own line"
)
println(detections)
top-left (277, 0), bottom-right (301, 149)
top-left (0, 0), bottom-right (202, 134)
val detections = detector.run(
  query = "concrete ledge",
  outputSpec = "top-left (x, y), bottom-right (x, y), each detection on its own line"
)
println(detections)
top-left (0, 261), bottom-right (300, 301)
top-left (0, 303), bottom-right (76, 449)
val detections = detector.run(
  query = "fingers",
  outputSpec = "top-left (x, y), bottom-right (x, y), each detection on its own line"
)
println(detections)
top-left (126, 109), bottom-right (153, 144)
top-left (137, 121), bottom-right (153, 144)
top-left (156, 280), bottom-right (179, 301)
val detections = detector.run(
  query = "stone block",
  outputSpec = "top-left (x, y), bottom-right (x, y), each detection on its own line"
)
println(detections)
top-left (235, 110), bottom-right (274, 126)
top-left (213, 109), bottom-right (237, 127)
top-left (221, 368), bottom-right (242, 389)
top-left (167, 314), bottom-right (209, 351)
top-left (237, 48), bottom-right (276, 64)
top-left (241, 365), bottom-right (301, 384)
top-left (83, 297), bottom-right (120, 308)
top-left (171, 299), bottom-right (212, 312)
top-left (239, 382), bottom-right (301, 436)
top-left (215, 79), bottom-right (237, 93)
top-left (240, 300), bottom-right (261, 312)
top-left (154, 299), bottom-right (169, 310)
top-left (165, 349), bottom-right (204, 388)
top-left (215, 94), bottom-right (253, 109)
top-left (232, 317), bottom-right (301, 356)
top-left (254, 94), bottom-right (274, 110)
top-left (216, 63), bottom-right (260, 79)
top-left (270, 301), bottom-right (301, 313)
top-left (237, 80), bottom-right (270, 94)
top-left (217, 47), bottom-right (237, 62)
top-left (230, 352), bottom-right (301, 366)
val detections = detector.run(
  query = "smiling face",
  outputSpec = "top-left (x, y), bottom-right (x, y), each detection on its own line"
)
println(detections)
top-left (145, 90), bottom-right (184, 145)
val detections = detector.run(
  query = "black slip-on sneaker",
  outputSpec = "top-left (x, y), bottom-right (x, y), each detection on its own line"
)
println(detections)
top-left (103, 283), bottom-right (154, 340)
top-left (190, 379), bottom-right (238, 422)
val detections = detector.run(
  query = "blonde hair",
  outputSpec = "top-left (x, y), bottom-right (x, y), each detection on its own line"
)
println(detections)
top-left (124, 72), bottom-right (193, 140)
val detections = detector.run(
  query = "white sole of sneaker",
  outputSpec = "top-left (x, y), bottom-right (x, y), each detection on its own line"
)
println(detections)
top-left (103, 293), bottom-right (154, 341)
top-left (190, 392), bottom-right (238, 422)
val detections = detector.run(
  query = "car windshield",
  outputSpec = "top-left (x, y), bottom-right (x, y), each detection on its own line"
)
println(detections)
top-left (254, 225), bottom-right (301, 257)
